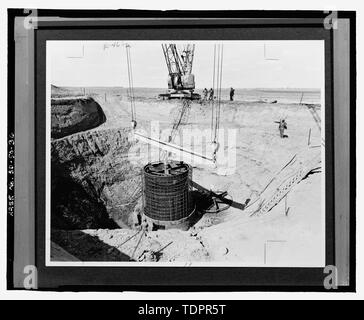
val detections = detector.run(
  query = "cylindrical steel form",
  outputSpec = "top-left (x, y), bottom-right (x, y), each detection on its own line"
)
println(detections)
top-left (142, 161), bottom-right (193, 225)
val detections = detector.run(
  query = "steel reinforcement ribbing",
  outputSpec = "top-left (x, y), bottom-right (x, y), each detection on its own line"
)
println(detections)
top-left (143, 161), bottom-right (193, 222)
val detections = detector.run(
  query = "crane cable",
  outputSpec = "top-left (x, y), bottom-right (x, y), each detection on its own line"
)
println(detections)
top-left (210, 44), bottom-right (224, 160)
top-left (210, 45), bottom-right (216, 141)
top-left (217, 44), bottom-right (224, 140)
top-left (126, 44), bottom-right (137, 128)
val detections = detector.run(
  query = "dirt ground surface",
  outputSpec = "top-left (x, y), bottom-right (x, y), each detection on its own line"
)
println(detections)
top-left (51, 87), bottom-right (324, 267)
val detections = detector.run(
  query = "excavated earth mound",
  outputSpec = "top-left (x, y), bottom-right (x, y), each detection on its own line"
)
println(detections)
top-left (51, 97), bottom-right (106, 139)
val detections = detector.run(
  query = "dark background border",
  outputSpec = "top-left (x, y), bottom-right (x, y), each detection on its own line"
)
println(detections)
top-left (8, 9), bottom-right (356, 291)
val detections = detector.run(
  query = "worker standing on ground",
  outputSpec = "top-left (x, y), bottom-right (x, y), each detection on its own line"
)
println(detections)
top-left (209, 88), bottom-right (214, 101)
top-left (230, 87), bottom-right (235, 101)
top-left (203, 88), bottom-right (208, 102)
top-left (275, 119), bottom-right (288, 138)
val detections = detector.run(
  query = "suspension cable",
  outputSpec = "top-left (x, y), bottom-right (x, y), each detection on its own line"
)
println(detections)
top-left (126, 44), bottom-right (136, 126)
top-left (211, 44), bottom-right (217, 141)
top-left (214, 44), bottom-right (220, 143)
top-left (212, 44), bottom-right (223, 144)
top-left (217, 44), bottom-right (224, 136)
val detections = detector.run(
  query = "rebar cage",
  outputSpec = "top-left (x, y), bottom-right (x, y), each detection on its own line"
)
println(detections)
top-left (142, 161), bottom-right (193, 222)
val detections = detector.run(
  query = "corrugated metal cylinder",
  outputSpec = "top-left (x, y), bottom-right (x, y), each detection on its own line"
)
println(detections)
top-left (143, 161), bottom-right (193, 222)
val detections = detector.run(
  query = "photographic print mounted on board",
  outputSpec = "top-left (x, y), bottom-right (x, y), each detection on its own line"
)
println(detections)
top-left (47, 40), bottom-right (326, 268)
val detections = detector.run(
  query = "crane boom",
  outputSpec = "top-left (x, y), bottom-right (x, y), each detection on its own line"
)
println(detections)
top-left (180, 44), bottom-right (195, 75)
top-left (162, 44), bottom-right (183, 75)
top-left (159, 43), bottom-right (200, 100)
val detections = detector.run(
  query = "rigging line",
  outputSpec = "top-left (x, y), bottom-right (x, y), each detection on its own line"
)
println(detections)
top-left (125, 46), bottom-right (131, 112)
top-left (126, 45), bottom-right (136, 121)
top-left (214, 45), bottom-right (218, 143)
top-left (126, 46), bottom-right (134, 120)
top-left (130, 49), bottom-right (137, 121)
top-left (155, 241), bottom-right (173, 254)
top-left (214, 44), bottom-right (221, 143)
top-left (217, 44), bottom-right (221, 139)
top-left (215, 52), bottom-right (218, 141)
top-left (217, 44), bottom-right (224, 134)
top-left (132, 229), bottom-right (145, 259)
top-left (215, 44), bottom-right (223, 143)
top-left (117, 229), bottom-right (141, 249)
top-left (218, 45), bottom-right (223, 132)
top-left (127, 46), bottom-right (134, 119)
top-left (128, 46), bottom-right (136, 121)
top-left (211, 44), bottom-right (217, 141)
top-left (126, 46), bottom-right (131, 107)
top-left (131, 229), bottom-right (145, 260)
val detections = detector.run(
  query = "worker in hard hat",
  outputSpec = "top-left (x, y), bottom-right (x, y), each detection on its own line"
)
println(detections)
top-left (203, 88), bottom-right (208, 102)
top-left (230, 87), bottom-right (235, 101)
top-left (208, 88), bottom-right (214, 101)
top-left (274, 119), bottom-right (288, 138)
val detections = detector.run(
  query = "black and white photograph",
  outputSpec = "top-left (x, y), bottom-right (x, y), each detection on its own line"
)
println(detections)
top-left (47, 40), bottom-right (326, 267)
top-left (3, 0), bottom-right (359, 302)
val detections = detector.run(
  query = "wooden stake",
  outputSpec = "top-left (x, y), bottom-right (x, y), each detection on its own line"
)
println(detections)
top-left (131, 230), bottom-right (145, 261)
top-left (299, 92), bottom-right (304, 105)
top-left (285, 195), bottom-right (290, 216)
top-left (307, 128), bottom-right (312, 146)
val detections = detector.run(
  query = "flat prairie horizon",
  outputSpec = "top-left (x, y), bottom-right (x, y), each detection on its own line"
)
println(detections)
top-left (51, 85), bottom-right (321, 105)
top-left (52, 85), bottom-right (320, 91)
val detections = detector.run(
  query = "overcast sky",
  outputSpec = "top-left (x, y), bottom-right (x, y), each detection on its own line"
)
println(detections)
top-left (48, 40), bottom-right (324, 89)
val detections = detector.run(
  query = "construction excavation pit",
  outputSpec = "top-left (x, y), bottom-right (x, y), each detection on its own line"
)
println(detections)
top-left (49, 41), bottom-right (325, 266)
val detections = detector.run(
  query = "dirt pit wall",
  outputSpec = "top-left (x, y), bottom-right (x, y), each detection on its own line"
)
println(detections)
top-left (51, 97), bottom-right (106, 139)
top-left (51, 127), bottom-right (147, 230)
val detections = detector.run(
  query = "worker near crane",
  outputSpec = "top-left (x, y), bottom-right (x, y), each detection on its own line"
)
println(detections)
top-left (208, 88), bottom-right (214, 101)
top-left (274, 119), bottom-right (288, 138)
top-left (230, 87), bottom-right (235, 101)
top-left (203, 88), bottom-right (208, 102)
